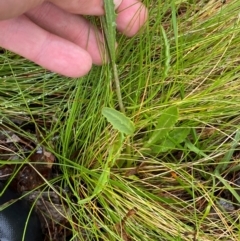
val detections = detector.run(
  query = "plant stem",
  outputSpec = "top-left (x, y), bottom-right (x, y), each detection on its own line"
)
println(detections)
top-left (113, 63), bottom-right (125, 113)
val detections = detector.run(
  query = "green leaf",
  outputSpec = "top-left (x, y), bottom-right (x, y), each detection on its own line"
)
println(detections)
top-left (146, 106), bottom-right (179, 147)
top-left (149, 127), bottom-right (190, 154)
top-left (151, 139), bottom-right (176, 154)
top-left (102, 107), bottom-right (135, 135)
top-left (168, 127), bottom-right (190, 144)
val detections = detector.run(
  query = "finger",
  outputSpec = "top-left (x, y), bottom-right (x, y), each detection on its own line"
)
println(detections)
top-left (116, 0), bottom-right (148, 37)
top-left (0, 0), bottom-right (44, 20)
top-left (0, 0), bottom-right (121, 20)
top-left (50, 0), bottom-right (122, 16)
top-left (0, 15), bottom-right (92, 77)
top-left (26, 2), bottom-right (106, 65)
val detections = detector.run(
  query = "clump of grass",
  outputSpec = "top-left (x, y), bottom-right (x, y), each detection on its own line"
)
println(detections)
top-left (1, 0), bottom-right (240, 240)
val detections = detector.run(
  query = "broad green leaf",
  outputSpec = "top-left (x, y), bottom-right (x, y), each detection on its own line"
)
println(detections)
top-left (151, 139), bottom-right (176, 154)
top-left (150, 128), bottom-right (189, 154)
top-left (146, 106), bottom-right (179, 147)
top-left (102, 107), bottom-right (135, 135)
top-left (168, 127), bottom-right (190, 144)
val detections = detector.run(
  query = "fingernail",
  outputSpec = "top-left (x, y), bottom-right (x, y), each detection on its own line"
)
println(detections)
top-left (114, 0), bottom-right (122, 9)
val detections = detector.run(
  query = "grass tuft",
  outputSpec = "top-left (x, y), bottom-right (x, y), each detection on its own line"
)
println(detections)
top-left (1, 0), bottom-right (240, 240)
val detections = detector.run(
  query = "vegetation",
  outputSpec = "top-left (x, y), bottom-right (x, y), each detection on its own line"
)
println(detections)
top-left (1, 0), bottom-right (240, 240)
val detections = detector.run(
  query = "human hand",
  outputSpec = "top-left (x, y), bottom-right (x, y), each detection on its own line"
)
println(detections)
top-left (0, 0), bottom-right (148, 77)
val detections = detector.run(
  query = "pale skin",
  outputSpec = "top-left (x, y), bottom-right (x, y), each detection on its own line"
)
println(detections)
top-left (0, 0), bottom-right (148, 77)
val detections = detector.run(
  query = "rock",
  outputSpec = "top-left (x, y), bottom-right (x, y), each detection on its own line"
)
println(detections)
top-left (0, 184), bottom-right (42, 241)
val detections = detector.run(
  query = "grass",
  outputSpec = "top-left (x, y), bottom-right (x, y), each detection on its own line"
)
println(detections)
top-left (1, 0), bottom-right (240, 240)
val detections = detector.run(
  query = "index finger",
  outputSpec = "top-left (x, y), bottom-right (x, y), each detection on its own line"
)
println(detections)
top-left (0, 0), bottom-right (44, 20)
top-left (116, 0), bottom-right (148, 37)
